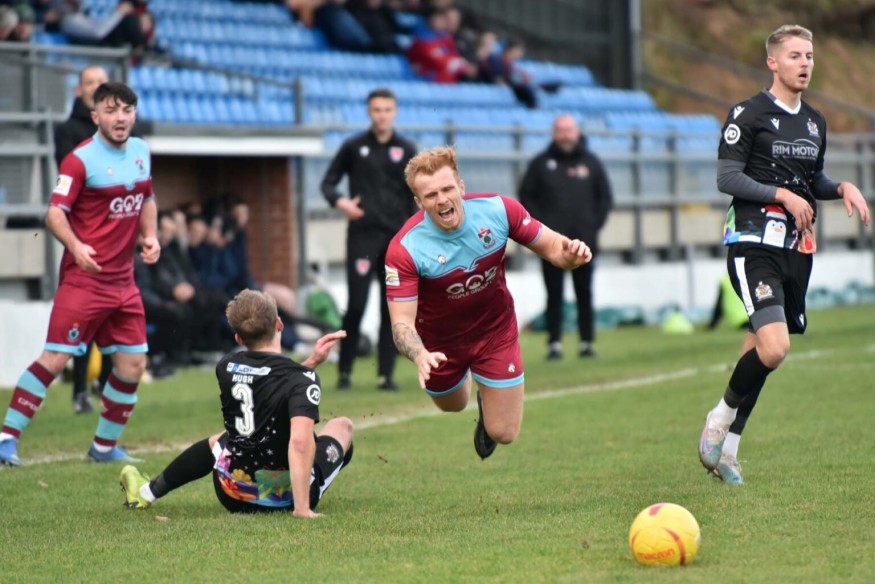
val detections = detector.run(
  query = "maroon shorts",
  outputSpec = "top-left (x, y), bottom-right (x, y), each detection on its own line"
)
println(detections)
top-left (45, 282), bottom-right (148, 356)
top-left (424, 324), bottom-right (524, 396)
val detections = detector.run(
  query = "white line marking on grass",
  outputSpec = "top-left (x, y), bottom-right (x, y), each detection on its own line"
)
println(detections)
top-left (0, 349), bottom-right (834, 469)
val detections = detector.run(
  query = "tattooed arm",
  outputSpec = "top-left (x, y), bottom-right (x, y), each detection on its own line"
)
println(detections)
top-left (387, 299), bottom-right (447, 389)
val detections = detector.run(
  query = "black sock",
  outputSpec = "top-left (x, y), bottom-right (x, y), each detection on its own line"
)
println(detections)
top-left (724, 348), bottom-right (774, 408)
top-left (149, 438), bottom-right (214, 499)
top-left (729, 383), bottom-right (763, 435)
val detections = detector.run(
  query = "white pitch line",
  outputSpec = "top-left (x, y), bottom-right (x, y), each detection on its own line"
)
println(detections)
top-left (0, 348), bottom-right (834, 469)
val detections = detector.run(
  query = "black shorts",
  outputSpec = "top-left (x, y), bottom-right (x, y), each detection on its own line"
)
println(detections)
top-left (726, 243), bottom-right (812, 334)
top-left (212, 433), bottom-right (353, 514)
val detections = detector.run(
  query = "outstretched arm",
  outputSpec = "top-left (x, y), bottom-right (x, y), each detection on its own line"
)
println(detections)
top-left (300, 330), bottom-right (347, 369)
top-left (387, 299), bottom-right (446, 389)
top-left (526, 224), bottom-right (592, 269)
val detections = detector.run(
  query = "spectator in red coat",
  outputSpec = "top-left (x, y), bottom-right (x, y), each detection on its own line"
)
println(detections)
top-left (406, 7), bottom-right (476, 83)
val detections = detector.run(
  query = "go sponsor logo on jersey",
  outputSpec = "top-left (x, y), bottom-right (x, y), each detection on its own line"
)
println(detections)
top-left (446, 265), bottom-right (498, 297)
top-left (108, 193), bottom-right (145, 219)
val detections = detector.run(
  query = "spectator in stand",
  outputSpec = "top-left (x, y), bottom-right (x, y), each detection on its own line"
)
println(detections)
top-left (42, 0), bottom-right (150, 52)
top-left (349, 0), bottom-right (402, 54)
top-left (7, 3), bottom-right (35, 42)
top-left (481, 39), bottom-right (540, 109)
top-left (406, 7), bottom-right (477, 83)
top-left (287, 0), bottom-right (374, 52)
top-left (217, 196), bottom-right (326, 350)
top-left (0, 7), bottom-right (19, 43)
top-left (444, 5), bottom-right (481, 65)
top-left (133, 253), bottom-right (181, 379)
top-left (186, 214), bottom-right (227, 293)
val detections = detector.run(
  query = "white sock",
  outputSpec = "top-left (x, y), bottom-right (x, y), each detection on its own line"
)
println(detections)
top-left (91, 442), bottom-right (112, 453)
top-left (722, 432), bottom-right (741, 458)
top-left (0, 432), bottom-right (17, 442)
top-left (711, 398), bottom-right (737, 426)
top-left (139, 483), bottom-right (156, 503)
top-left (549, 341), bottom-right (562, 352)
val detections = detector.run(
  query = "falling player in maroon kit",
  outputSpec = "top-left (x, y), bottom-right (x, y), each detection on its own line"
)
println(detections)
top-left (385, 146), bottom-right (592, 460)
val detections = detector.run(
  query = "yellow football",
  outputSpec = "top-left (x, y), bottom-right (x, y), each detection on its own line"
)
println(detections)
top-left (629, 502), bottom-right (700, 566)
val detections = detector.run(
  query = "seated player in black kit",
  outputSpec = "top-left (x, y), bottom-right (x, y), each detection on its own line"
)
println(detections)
top-left (119, 289), bottom-right (353, 518)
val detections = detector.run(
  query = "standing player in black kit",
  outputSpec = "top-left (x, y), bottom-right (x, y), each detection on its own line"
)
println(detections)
top-left (321, 88), bottom-right (417, 391)
top-left (698, 24), bottom-right (870, 485)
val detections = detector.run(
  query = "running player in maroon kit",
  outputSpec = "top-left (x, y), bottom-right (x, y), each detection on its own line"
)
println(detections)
top-left (385, 146), bottom-right (592, 459)
top-left (0, 82), bottom-right (160, 466)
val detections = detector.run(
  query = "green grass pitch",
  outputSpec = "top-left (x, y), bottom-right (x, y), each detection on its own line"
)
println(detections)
top-left (1, 304), bottom-right (873, 583)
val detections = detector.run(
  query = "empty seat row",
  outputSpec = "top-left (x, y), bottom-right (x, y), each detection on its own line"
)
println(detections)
top-left (137, 92), bottom-right (295, 126)
top-left (171, 43), bottom-right (413, 80)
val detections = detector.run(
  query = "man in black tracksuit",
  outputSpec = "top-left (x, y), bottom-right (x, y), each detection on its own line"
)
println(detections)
top-left (321, 88), bottom-right (417, 390)
top-left (519, 114), bottom-right (613, 360)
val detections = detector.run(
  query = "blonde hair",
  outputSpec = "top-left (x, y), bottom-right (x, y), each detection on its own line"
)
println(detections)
top-left (766, 24), bottom-right (813, 56)
top-left (404, 146), bottom-right (460, 195)
top-left (225, 289), bottom-right (278, 347)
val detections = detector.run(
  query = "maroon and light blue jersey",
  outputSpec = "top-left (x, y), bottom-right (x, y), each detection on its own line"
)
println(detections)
top-left (385, 193), bottom-right (542, 348)
top-left (49, 134), bottom-right (154, 288)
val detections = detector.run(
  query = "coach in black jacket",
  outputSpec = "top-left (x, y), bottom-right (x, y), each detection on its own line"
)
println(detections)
top-left (519, 114), bottom-right (613, 360)
top-left (321, 88), bottom-right (417, 391)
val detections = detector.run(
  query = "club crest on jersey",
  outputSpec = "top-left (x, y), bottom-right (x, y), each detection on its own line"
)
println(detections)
top-left (359, 145), bottom-right (369, 157)
top-left (437, 254), bottom-right (446, 264)
top-left (546, 159), bottom-right (557, 171)
top-left (135, 157), bottom-right (146, 175)
top-left (754, 281), bottom-right (774, 302)
top-left (508, 363), bottom-right (516, 373)
top-left (478, 227), bottom-right (495, 249)
top-left (68, 323), bottom-right (80, 342)
top-left (567, 164), bottom-right (590, 179)
top-left (389, 146), bottom-right (404, 163)
top-left (807, 119), bottom-right (819, 137)
top-left (356, 258), bottom-right (371, 276)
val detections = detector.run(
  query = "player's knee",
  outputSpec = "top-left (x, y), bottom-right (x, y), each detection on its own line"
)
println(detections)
top-left (486, 421), bottom-right (519, 445)
top-left (334, 416), bottom-right (354, 435)
top-left (437, 401), bottom-right (466, 412)
top-left (115, 354), bottom-right (147, 380)
top-left (38, 351), bottom-right (71, 376)
top-left (758, 339), bottom-right (790, 368)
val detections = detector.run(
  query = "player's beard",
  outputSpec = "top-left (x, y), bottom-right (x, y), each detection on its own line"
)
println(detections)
top-left (99, 122), bottom-right (131, 147)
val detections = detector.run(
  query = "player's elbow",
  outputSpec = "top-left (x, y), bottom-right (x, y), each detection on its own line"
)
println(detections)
top-left (290, 434), bottom-right (314, 456)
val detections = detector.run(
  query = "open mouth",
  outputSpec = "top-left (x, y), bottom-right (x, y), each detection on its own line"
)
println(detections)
top-left (438, 207), bottom-right (455, 221)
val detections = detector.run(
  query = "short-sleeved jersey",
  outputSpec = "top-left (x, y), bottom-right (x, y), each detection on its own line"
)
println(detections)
top-left (215, 351), bottom-right (321, 477)
top-left (385, 193), bottom-right (542, 347)
top-left (49, 134), bottom-right (154, 287)
top-left (718, 90), bottom-right (827, 249)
